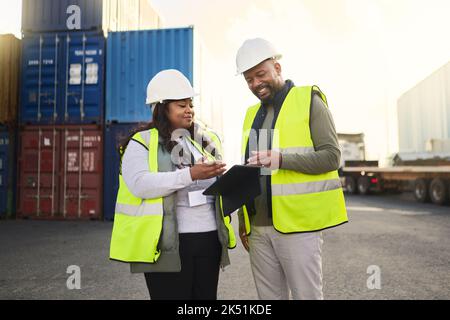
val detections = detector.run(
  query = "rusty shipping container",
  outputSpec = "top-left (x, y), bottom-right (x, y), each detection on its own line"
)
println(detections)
top-left (17, 125), bottom-right (103, 220)
top-left (0, 34), bottom-right (21, 125)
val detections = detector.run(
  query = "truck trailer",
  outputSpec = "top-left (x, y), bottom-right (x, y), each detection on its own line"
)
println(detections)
top-left (338, 133), bottom-right (450, 206)
top-left (342, 165), bottom-right (450, 205)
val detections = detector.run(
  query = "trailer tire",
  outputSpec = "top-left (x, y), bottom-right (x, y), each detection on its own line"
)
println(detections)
top-left (448, 181), bottom-right (450, 205)
top-left (429, 178), bottom-right (448, 205)
top-left (345, 176), bottom-right (357, 194)
top-left (414, 178), bottom-right (430, 203)
top-left (357, 176), bottom-right (370, 195)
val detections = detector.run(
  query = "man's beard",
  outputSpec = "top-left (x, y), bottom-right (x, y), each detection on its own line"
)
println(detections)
top-left (254, 83), bottom-right (275, 104)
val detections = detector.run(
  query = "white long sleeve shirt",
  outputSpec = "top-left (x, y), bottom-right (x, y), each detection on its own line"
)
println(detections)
top-left (121, 136), bottom-right (217, 233)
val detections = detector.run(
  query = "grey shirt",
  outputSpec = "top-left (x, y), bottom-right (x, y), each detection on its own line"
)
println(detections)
top-left (239, 92), bottom-right (341, 227)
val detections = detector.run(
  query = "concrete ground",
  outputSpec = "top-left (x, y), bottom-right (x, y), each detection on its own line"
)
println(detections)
top-left (0, 192), bottom-right (449, 300)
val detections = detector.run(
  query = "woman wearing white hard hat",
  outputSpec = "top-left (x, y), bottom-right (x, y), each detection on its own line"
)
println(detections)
top-left (110, 69), bottom-right (236, 300)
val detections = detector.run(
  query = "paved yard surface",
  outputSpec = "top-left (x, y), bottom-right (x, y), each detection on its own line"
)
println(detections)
top-left (1, 193), bottom-right (449, 299)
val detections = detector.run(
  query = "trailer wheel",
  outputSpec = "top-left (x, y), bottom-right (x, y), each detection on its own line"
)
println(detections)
top-left (429, 178), bottom-right (448, 205)
top-left (448, 181), bottom-right (450, 205)
top-left (414, 178), bottom-right (430, 203)
top-left (357, 176), bottom-right (370, 195)
top-left (345, 177), bottom-right (357, 194)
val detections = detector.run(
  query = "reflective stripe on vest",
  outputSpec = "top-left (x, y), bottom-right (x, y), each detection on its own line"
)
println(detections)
top-left (115, 201), bottom-right (164, 216)
top-left (278, 146), bottom-right (315, 155)
top-left (241, 86), bottom-right (348, 234)
top-left (272, 178), bottom-right (342, 196)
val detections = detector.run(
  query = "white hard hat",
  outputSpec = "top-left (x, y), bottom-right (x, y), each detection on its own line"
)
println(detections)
top-left (146, 69), bottom-right (198, 105)
top-left (235, 38), bottom-right (282, 75)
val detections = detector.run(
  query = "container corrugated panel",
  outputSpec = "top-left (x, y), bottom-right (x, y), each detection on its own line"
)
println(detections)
top-left (0, 128), bottom-right (9, 217)
top-left (62, 32), bottom-right (105, 124)
top-left (20, 31), bottom-right (105, 125)
top-left (106, 27), bottom-right (194, 123)
top-left (0, 34), bottom-right (21, 126)
top-left (17, 125), bottom-right (103, 220)
top-left (0, 126), bottom-right (17, 218)
top-left (103, 123), bottom-right (138, 220)
top-left (398, 61), bottom-right (450, 152)
top-left (22, 0), bottom-right (160, 33)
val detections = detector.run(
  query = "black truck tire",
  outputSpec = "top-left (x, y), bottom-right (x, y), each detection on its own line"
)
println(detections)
top-left (357, 176), bottom-right (370, 195)
top-left (345, 176), bottom-right (357, 194)
top-left (414, 178), bottom-right (430, 203)
top-left (429, 178), bottom-right (448, 205)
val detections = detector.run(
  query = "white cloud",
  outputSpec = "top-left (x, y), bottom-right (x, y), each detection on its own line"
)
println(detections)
top-left (0, 0), bottom-right (22, 37)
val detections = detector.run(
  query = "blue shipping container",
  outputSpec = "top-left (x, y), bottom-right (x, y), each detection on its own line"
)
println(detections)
top-left (0, 126), bottom-right (16, 218)
top-left (22, 0), bottom-right (103, 33)
top-left (103, 123), bottom-right (139, 220)
top-left (106, 27), bottom-right (194, 123)
top-left (20, 31), bottom-right (105, 125)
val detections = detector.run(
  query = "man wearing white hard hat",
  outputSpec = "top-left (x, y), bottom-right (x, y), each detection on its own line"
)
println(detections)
top-left (236, 38), bottom-right (348, 300)
top-left (110, 69), bottom-right (236, 300)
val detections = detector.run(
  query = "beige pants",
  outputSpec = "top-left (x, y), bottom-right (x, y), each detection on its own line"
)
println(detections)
top-left (248, 226), bottom-right (324, 300)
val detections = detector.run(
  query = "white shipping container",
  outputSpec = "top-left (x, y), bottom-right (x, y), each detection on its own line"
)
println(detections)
top-left (397, 61), bottom-right (450, 152)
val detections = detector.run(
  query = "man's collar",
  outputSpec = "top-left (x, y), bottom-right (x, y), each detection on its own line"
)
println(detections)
top-left (261, 79), bottom-right (295, 108)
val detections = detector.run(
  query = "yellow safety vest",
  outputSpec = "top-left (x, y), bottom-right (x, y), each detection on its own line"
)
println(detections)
top-left (110, 127), bottom-right (235, 263)
top-left (241, 86), bottom-right (348, 234)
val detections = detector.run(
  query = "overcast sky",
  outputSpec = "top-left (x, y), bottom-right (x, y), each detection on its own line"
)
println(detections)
top-left (1, 0), bottom-right (450, 164)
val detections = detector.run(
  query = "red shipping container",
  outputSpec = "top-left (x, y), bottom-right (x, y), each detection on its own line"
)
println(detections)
top-left (17, 125), bottom-right (103, 220)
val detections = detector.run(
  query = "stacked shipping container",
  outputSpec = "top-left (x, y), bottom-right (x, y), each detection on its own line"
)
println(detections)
top-left (16, 0), bottom-right (160, 220)
top-left (20, 31), bottom-right (105, 124)
top-left (0, 35), bottom-right (21, 125)
top-left (11, 2), bottom-right (216, 220)
top-left (0, 34), bottom-right (21, 218)
top-left (103, 123), bottom-right (136, 220)
top-left (105, 28), bottom-right (194, 123)
top-left (0, 127), bottom-right (17, 218)
top-left (103, 27), bottom-right (196, 220)
top-left (18, 125), bottom-right (103, 219)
